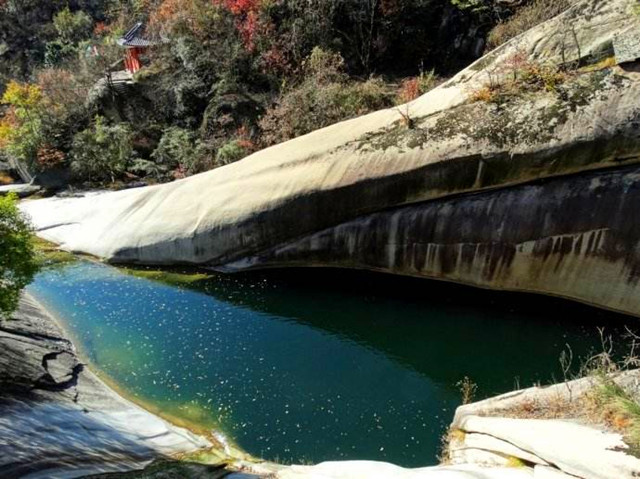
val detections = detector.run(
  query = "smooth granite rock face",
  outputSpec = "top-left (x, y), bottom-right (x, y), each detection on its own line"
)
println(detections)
top-left (224, 165), bottom-right (640, 317)
top-left (19, 0), bottom-right (640, 317)
top-left (0, 294), bottom-right (211, 479)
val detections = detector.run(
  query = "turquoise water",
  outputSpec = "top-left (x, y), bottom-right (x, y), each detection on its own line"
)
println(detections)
top-left (28, 261), bottom-right (637, 467)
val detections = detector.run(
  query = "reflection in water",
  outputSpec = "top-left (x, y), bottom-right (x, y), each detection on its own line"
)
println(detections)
top-left (28, 262), bottom-right (637, 467)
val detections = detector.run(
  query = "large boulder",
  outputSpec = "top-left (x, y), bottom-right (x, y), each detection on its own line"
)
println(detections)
top-left (20, 0), bottom-right (640, 315)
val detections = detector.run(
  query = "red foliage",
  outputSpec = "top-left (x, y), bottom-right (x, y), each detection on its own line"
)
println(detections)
top-left (173, 165), bottom-right (187, 180)
top-left (213, 0), bottom-right (267, 52)
top-left (37, 145), bottom-right (67, 169)
top-left (234, 125), bottom-right (256, 152)
top-left (150, 0), bottom-right (206, 37)
top-left (218, 0), bottom-right (261, 15)
top-left (397, 77), bottom-right (421, 103)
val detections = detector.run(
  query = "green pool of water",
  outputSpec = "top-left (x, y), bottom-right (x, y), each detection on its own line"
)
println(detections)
top-left (27, 261), bottom-right (637, 467)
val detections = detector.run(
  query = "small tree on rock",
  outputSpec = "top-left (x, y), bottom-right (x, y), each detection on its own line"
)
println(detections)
top-left (0, 193), bottom-right (38, 319)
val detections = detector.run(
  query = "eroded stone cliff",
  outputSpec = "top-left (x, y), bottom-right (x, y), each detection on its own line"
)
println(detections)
top-left (20, 0), bottom-right (640, 315)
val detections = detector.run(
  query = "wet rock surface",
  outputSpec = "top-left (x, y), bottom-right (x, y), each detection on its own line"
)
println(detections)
top-left (0, 294), bottom-right (211, 479)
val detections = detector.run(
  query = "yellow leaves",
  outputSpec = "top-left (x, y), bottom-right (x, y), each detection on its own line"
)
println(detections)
top-left (0, 122), bottom-right (13, 148)
top-left (1, 81), bottom-right (43, 109)
top-left (0, 81), bottom-right (43, 146)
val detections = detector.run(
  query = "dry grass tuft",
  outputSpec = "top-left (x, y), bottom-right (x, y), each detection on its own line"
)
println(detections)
top-left (468, 58), bottom-right (570, 104)
top-left (580, 56), bottom-right (617, 73)
top-left (469, 85), bottom-right (501, 103)
top-left (587, 373), bottom-right (640, 452)
top-left (437, 428), bottom-right (466, 465)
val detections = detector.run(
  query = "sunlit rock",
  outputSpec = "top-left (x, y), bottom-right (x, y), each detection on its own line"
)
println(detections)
top-left (21, 0), bottom-right (640, 316)
top-left (273, 461), bottom-right (534, 479)
top-left (456, 416), bottom-right (640, 479)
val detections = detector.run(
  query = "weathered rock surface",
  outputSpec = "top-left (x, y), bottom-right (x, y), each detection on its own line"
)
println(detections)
top-left (453, 369), bottom-right (640, 424)
top-left (456, 416), bottom-right (640, 479)
top-left (272, 462), bottom-right (534, 479)
top-left (446, 371), bottom-right (640, 479)
top-left (0, 294), bottom-right (211, 479)
top-left (227, 165), bottom-right (640, 316)
top-left (20, 0), bottom-right (640, 316)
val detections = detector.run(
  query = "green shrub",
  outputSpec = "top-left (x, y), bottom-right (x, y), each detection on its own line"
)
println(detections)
top-left (0, 193), bottom-right (38, 319)
top-left (53, 7), bottom-right (93, 44)
top-left (70, 116), bottom-right (135, 183)
top-left (44, 7), bottom-right (94, 66)
top-left (216, 139), bottom-right (250, 166)
top-left (128, 159), bottom-right (168, 181)
top-left (152, 127), bottom-right (210, 175)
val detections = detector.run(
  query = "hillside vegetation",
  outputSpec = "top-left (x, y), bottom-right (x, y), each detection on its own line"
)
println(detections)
top-left (0, 0), bottom-right (573, 188)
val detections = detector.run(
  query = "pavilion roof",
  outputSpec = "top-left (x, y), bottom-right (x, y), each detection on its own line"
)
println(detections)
top-left (117, 22), bottom-right (156, 48)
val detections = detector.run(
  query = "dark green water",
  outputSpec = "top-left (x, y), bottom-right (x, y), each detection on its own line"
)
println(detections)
top-left (28, 261), bottom-right (638, 467)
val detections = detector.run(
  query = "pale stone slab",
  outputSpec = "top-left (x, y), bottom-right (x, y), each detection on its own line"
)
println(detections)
top-left (614, 26), bottom-right (640, 65)
top-left (453, 433), bottom-right (550, 466)
top-left (276, 461), bottom-right (534, 479)
top-left (458, 416), bottom-right (640, 479)
top-left (19, 0), bottom-right (640, 320)
top-left (453, 371), bottom-right (640, 426)
top-left (533, 465), bottom-right (577, 479)
top-left (450, 447), bottom-right (511, 467)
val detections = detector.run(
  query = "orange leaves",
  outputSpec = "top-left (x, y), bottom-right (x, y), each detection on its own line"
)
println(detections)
top-left (150, 0), bottom-right (181, 28)
top-left (0, 81), bottom-right (43, 150)
top-left (397, 78), bottom-right (421, 104)
top-left (396, 71), bottom-right (439, 104)
top-left (217, 0), bottom-right (262, 16)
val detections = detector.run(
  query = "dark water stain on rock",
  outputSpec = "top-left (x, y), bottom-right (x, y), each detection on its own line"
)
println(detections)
top-left (227, 164), bottom-right (640, 316)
